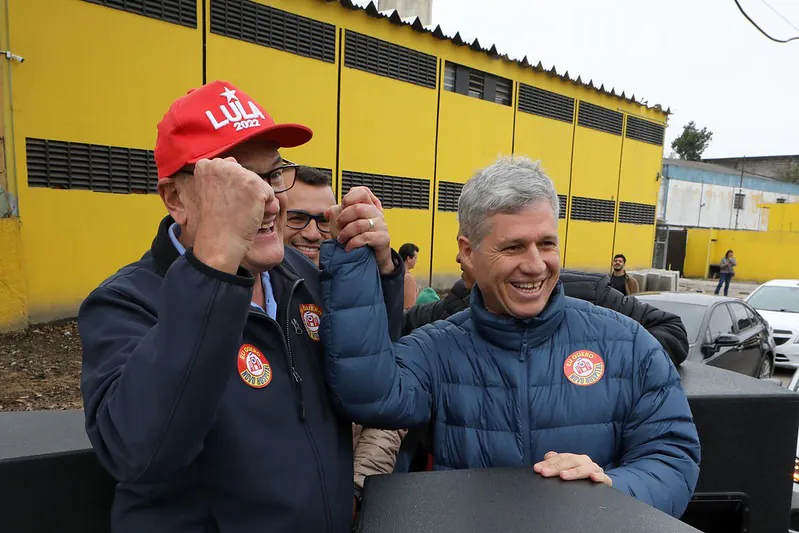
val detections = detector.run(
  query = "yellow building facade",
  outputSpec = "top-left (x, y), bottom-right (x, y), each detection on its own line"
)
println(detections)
top-left (0, 0), bottom-right (668, 330)
top-left (684, 203), bottom-right (799, 283)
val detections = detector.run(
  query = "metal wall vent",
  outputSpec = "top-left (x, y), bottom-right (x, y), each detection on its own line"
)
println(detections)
top-left (26, 138), bottom-right (158, 194)
top-left (344, 30), bottom-right (437, 88)
top-left (625, 116), bottom-right (665, 146)
top-left (577, 101), bottom-right (623, 136)
top-left (519, 84), bottom-right (575, 124)
top-left (342, 170), bottom-right (430, 210)
top-left (437, 181), bottom-right (463, 212)
top-left (569, 196), bottom-right (616, 222)
top-left (84, 0), bottom-right (196, 28)
top-left (211, 0), bottom-right (336, 63)
top-left (618, 201), bottom-right (656, 225)
top-left (558, 194), bottom-right (567, 219)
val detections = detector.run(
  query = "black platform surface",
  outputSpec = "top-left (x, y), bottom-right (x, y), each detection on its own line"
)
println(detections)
top-left (679, 360), bottom-right (799, 400)
top-left (0, 409), bottom-right (90, 461)
top-left (679, 361), bottom-right (799, 533)
top-left (359, 467), bottom-right (700, 533)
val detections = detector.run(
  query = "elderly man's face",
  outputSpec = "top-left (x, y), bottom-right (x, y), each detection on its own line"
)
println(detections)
top-left (458, 202), bottom-right (560, 319)
top-left (283, 180), bottom-right (336, 267)
top-left (168, 140), bottom-right (287, 273)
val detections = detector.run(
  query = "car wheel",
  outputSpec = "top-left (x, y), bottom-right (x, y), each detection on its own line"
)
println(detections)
top-left (759, 355), bottom-right (774, 379)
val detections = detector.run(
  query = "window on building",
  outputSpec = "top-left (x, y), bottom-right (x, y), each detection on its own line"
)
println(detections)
top-left (734, 193), bottom-right (745, 210)
top-left (443, 61), bottom-right (512, 107)
top-left (444, 62), bottom-right (456, 92)
top-left (777, 197), bottom-right (787, 204)
top-left (468, 70), bottom-right (484, 99)
top-left (494, 78), bottom-right (512, 106)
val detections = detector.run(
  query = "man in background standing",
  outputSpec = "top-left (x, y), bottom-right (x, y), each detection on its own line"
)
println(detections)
top-left (611, 253), bottom-right (639, 296)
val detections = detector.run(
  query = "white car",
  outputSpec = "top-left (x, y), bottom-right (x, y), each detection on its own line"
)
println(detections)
top-left (745, 280), bottom-right (799, 369)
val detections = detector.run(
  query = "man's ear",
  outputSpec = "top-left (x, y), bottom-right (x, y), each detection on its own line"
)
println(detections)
top-left (158, 177), bottom-right (189, 226)
top-left (457, 235), bottom-right (475, 270)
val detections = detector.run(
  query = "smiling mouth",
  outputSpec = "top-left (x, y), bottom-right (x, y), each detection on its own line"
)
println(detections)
top-left (294, 244), bottom-right (320, 254)
top-left (258, 221), bottom-right (275, 235)
top-left (510, 279), bottom-right (547, 295)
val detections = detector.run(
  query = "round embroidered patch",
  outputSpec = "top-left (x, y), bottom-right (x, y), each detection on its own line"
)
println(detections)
top-left (237, 344), bottom-right (272, 389)
top-left (299, 304), bottom-right (322, 342)
top-left (563, 350), bottom-right (605, 386)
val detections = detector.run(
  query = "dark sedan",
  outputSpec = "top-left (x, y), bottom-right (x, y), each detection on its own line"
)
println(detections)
top-left (636, 292), bottom-right (775, 379)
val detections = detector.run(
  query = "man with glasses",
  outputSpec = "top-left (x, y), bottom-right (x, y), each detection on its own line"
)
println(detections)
top-left (78, 80), bottom-right (405, 533)
top-left (282, 165), bottom-right (407, 518)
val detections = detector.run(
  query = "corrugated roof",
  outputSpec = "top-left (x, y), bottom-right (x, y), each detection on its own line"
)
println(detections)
top-left (324, 0), bottom-right (670, 114)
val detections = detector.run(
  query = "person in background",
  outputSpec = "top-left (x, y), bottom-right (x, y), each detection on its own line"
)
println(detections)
top-left (399, 243), bottom-right (420, 309)
top-left (78, 80), bottom-right (405, 533)
top-left (321, 155), bottom-right (700, 518)
top-left (415, 286), bottom-right (441, 305)
top-left (714, 250), bottom-right (736, 297)
top-left (282, 164), bottom-right (407, 518)
top-left (610, 253), bottom-right (639, 295)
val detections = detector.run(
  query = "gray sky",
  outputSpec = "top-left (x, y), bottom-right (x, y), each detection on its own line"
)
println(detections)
top-left (356, 0), bottom-right (798, 158)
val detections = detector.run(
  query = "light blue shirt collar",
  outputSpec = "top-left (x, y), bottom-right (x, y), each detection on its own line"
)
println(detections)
top-left (168, 223), bottom-right (277, 319)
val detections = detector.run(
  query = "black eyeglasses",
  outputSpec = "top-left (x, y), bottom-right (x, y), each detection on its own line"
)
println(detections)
top-left (180, 161), bottom-right (299, 194)
top-left (286, 210), bottom-right (331, 234)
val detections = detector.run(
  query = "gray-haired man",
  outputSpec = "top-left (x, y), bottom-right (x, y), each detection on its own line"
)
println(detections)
top-left (319, 155), bottom-right (701, 518)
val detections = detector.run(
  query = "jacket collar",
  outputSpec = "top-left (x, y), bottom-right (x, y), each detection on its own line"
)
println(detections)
top-left (150, 214), bottom-right (304, 286)
top-left (469, 280), bottom-right (566, 351)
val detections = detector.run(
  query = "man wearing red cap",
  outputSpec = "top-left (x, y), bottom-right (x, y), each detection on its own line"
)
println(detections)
top-left (77, 80), bottom-right (405, 533)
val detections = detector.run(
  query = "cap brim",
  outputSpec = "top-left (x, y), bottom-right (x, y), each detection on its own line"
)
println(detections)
top-left (189, 123), bottom-right (313, 166)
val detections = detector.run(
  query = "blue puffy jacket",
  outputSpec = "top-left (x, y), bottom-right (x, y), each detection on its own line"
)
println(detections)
top-left (320, 244), bottom-right (701, 518)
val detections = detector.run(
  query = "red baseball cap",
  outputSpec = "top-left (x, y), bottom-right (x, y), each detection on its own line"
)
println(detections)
top-left (154, 80), bottom-right (313, 179)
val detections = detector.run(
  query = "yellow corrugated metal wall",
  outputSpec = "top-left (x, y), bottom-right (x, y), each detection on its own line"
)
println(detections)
top-left (0, 0), bottom-right (667, 329)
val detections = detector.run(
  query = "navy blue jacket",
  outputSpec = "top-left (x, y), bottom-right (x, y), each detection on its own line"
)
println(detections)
top-left (320, 244), bottom-right (701, 518)
top-left (78, 215), bottom-right (405, 533)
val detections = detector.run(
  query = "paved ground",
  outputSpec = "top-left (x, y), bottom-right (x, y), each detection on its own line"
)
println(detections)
top-left (677, 278), bottom-right (761, 299)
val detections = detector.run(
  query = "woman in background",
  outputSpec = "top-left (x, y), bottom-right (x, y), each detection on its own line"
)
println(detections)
top-left (714, 250), bottom-right (737, 297)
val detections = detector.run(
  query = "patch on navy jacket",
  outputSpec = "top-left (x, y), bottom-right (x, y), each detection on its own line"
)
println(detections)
top-left (563, 350), bottom-right (605, 386)
top-left (238, 344), bottom-right (272, 388)
top-left (299, 304), bottom-right (322, 341)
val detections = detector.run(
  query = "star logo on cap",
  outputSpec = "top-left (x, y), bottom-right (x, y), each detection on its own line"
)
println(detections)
top-left (220, 87), bottom-right (238, 103)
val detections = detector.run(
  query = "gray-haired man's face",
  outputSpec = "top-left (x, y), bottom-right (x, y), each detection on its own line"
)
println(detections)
top-left (457, 202), bottom-right (560, 319)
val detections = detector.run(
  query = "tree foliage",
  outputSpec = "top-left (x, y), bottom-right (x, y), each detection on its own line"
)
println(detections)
top-left (671, 121), bottom-right (713, 161)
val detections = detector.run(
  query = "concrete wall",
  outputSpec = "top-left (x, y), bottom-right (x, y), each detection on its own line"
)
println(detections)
top-left (659, 179), bottom-right (799, 230)
top-left (659, 160), bottom-right (799, 230)
top-left (704, 155), bottom-right (799, 182)
top-left (685, 227), bottom-right (799, 282)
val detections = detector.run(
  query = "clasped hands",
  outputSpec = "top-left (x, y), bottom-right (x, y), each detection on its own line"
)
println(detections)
top-left (326, 186), bottom-right (394, 275)
top-left (534, 452), bottom-right (612, 486)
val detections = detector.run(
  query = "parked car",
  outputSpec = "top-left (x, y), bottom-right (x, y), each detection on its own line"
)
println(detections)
top-left (636, 292), bottom-right (775, 379)
top-left (744, 279), bottom-right (799, 369)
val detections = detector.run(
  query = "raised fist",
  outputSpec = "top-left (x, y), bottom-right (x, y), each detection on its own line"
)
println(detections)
top-left (190, 157), bottom-right (275, 273)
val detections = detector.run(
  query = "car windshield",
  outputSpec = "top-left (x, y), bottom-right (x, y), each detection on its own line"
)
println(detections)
top-left (636, 299), bottom-right (707, 344)
top-left (747, 286), bottom-right (799, 313)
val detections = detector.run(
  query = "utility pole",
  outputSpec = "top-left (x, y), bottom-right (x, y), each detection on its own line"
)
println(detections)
top-left (734, 156), bottom-right (745, 230)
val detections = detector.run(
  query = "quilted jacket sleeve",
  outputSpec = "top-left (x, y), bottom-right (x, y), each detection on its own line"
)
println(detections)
top-left (605, 327), bottom-right (701, 518)
top-left (353, 426), bottom-right (409, 489)
top-left (320, 242), bottom-right (437, 430)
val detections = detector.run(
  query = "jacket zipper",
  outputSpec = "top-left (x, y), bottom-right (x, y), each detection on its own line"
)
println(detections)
top-left (283, 279), bottom-right (306, 421)
top-left (282, 279), bottom-right (333, 533)
top-left (519, 334), bottom-right (530, 465)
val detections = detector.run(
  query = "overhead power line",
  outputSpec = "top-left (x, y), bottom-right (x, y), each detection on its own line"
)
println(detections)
top-left (733, 0), bottom-right (799, 43)
top-left (758, 0), bottom-right (799, 33)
